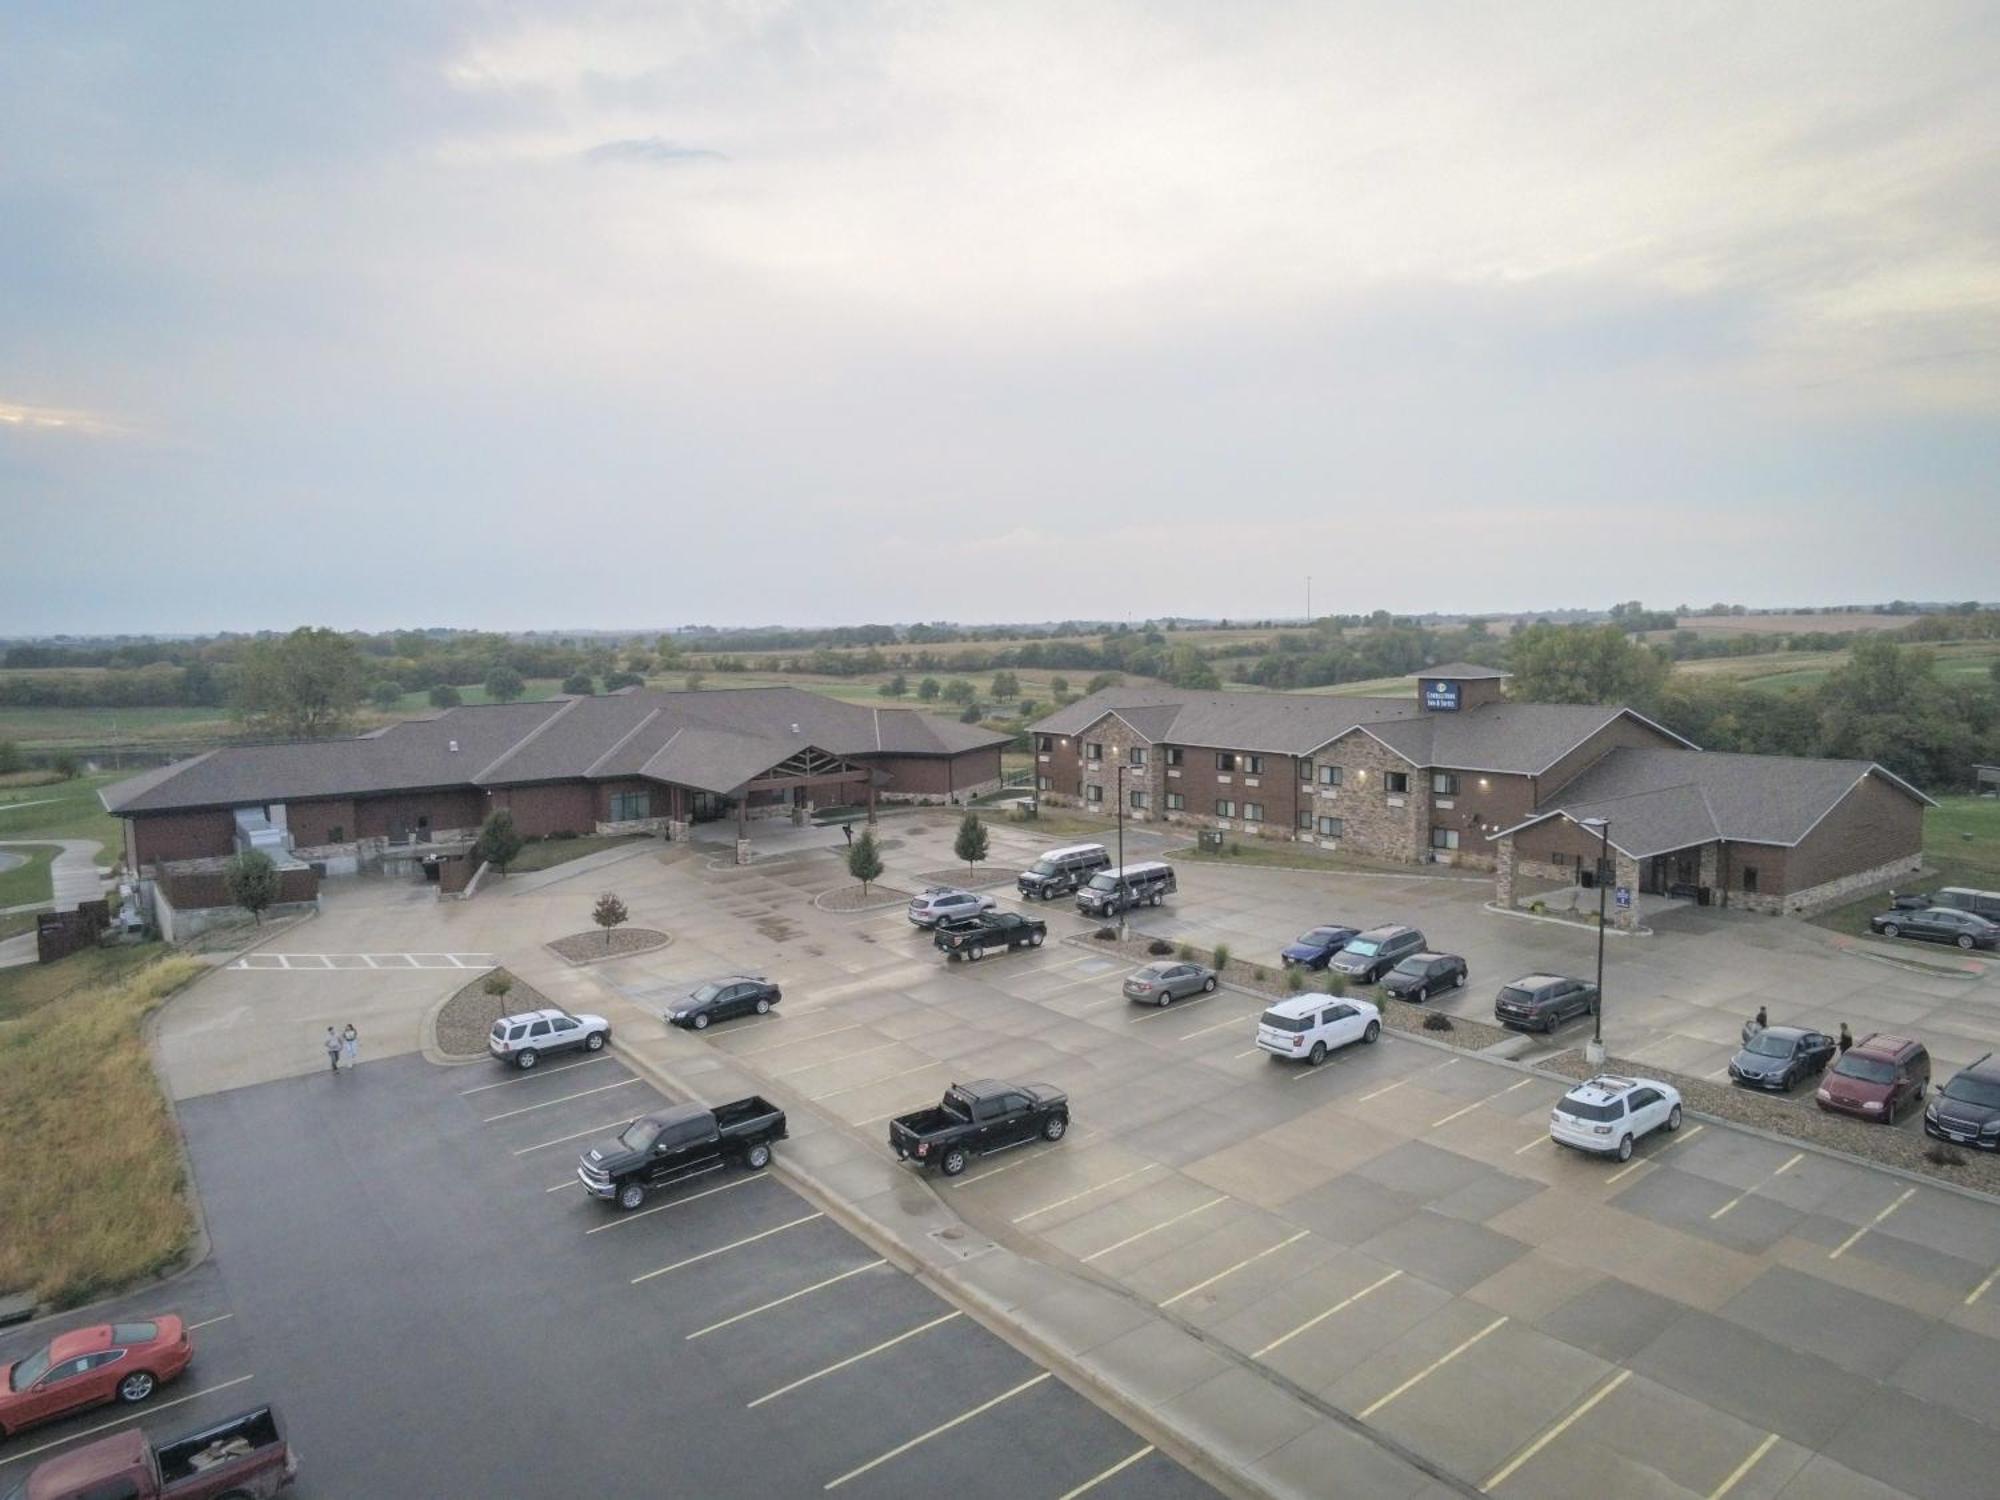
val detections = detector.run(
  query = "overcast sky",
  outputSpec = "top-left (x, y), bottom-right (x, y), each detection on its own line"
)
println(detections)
top-left (3, 2), bottom-right (1995, 635)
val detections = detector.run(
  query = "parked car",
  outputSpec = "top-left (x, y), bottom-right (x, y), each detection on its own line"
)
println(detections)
top-left (1924, 1053), bottom-right (2000, 1149)
top-left (1549, 1075), bottom-right (1683, 1161)
top-left (1075, 861), bottom-right (1177, 918)
top-left (934, 910), bottom-right (1047, 961)
top-left (907, 887), bottom-right (998, 929)
top-left (1816, 1034), bottom-right (1931, 1123)
top-left (1493, 974), bottom-right (1599, 1034)
top-left (1255, 995), bottom-right (1382, 1066)
top-left (1937, 887), bottom-right (2000, 921)
top-left (0, 1318), bottom-right (191, 1440)
top-left (1280, 925), bottom-right (1360, 971)
top-left (577, 1098), bottom-right (787, 1210)
top-left (1379, 951), bottom-right (1469, 1003)
top-left (1868, 905), bottom-right (2000, 951)
top-left (1016, 843), bottom-right (1111, 900)
top-left (1330, 924), bottom-right (1427, 983)
top-left (889, 1079), bottom-right (1069, 1176)
top-left (1123, 960), bottom-right (1217, 1006)
top-left (488, 1007), bottom-right (611, 1069)
top-left (1887, 890), bottom-right (1934, 910)
top-left (6, 1406), bottom-right (297, 1498)
top-left (666, 976), bottom-right (781, 1030)
top-left (1728, 1025), bottom-right (1836, 1092)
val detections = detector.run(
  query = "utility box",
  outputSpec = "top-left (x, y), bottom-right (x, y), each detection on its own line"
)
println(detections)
top-left (1198, 829), bottom-right (1225, 852)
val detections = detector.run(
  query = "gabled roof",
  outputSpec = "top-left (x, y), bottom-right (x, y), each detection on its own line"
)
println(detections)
top-left (103, 687), bottom-right (1009, 814)
top-left (1342, 704), bottom-right (1693, 774)
top-left (1492, 747), bottom-right (1934, 857)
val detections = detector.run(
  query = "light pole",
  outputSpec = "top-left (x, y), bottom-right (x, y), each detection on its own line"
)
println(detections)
top-left (1112, 750), bottom-right (1127, 937)
top-left (1581, 816), bottom-right (1610, 1066)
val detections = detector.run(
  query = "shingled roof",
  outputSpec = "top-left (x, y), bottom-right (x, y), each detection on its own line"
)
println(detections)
top-left (102, 687), bottom-right (1009, 813)
top-left (1492, 747), bottom-right (1933, 857)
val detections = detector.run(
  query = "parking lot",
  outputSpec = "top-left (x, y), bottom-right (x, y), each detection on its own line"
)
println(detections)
top-left (0, 1048), bottom-right (1219, 1498)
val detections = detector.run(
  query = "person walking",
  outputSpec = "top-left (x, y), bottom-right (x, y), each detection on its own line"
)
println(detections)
top-left (324, 1027), bottom-right (342, 1074)
top-left (1742, 1006), bottom-right (1769, 1045)
top-left (341, 1023), bottom-right (359, 1071)
top-left (1838, 1022), bottom-right (1854, 1054)
top-left (843, 822), bottom-right (854, 848)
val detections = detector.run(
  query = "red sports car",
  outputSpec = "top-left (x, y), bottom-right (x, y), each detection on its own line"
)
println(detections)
top-left (0, 1316), bottom-right (191, 1439)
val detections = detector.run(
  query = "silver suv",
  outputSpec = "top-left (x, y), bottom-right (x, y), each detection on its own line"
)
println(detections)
top-left (489, 1007), bottom-right (612, 1069)
top-left (908, 887), bottom-right (998, 929)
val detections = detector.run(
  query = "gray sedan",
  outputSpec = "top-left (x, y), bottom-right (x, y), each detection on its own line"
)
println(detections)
top-left (1124, 960), bottom-right (1218, 1007)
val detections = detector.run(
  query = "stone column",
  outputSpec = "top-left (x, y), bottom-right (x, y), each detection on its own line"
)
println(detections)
top-left (1495, 837), bottom-right (1516, 908)
top-left (1614, 850), bottom-right (1642, 931)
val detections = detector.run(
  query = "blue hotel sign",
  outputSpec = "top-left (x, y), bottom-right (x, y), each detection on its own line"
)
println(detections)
top-left (1422, 679), bottom-right (1461, 711)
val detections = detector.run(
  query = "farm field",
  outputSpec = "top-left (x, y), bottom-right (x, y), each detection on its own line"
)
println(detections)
top-left (1672, 638), bottom-right (2000, 692)
top-left (1668, 610), bottom-right (1910, 636)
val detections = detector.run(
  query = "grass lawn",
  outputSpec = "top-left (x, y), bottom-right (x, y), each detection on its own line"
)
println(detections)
top-left (1811, 796), bottom-right (2000, 938)
top-left (0, 772), bottom-right (126, 864)
top-left (0, 705), bottom-right (238, 750)
top-left (1674, 640), bottom-right (2000, 694)
top-left (0, 844), bottom-right (59, 907)
top-left (504, 833), bottom-right (653, 875)
top-left (0, 946), bottom-right (204, 1306)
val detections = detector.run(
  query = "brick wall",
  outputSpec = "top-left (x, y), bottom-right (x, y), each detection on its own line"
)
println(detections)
top-left (159, 865), bottom-right (320, 910)
top-left (354, 788), bottom-right (487, 840)
top-left (130, 809), bottom-right (238, 866)
top-left (286, 797), bottom-right (357, 847)
top-left (1036, 727), bottom-right (1084, 802)
top-left (871, 748), bottom-right (1003, 801)
top-left (1782, 774), bottom-right (1924, 894)
top-left (1422, 769), bottom-right (1533, 870)
top-left (1157, 744), bottom-right (1299, 839)
top-left (486, 782), bottom-right (597, 838)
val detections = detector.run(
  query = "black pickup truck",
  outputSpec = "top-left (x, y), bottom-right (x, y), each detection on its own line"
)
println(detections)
top-left (933, 910), bottom-right (1048, 962)
top-left (890, 1079), bottom-right (1069, 1176)
top-left (577, 1097), bottom-right (786, 1210)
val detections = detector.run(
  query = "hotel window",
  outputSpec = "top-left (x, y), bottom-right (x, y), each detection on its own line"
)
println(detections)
top-left (328, 824), bottom-right (344, 844)
top-left (1297, 809), bottom-right (1313, 830)
top-left (1165, 746), bottom-right (1183, 767)
top-left (1319, 765), bottom-right (1342, 786)
top-left (1216, 752), bottom-right (1238, 772)
top-left (1086, 784), bottom-right (1103, 804)
top-left (1216, 799), bottom-right (1236, 818)
top-left (1384, 771), bottom-right (1410, 794)
top-left (1036, 776), bottom-right (1051, 791)
top-left (1245, 755), bottom-right (1265, 775)
top-left (1432, 773), bottom-right (1460, 796)
top-left (609, 791), bottom-right (651, 822)
top-left (1129, 746), bottom-right (1147, 768)
top-left (1242, 802), bottom-right (1264, 823)
top-left (1300, 759), bottom-right (1315, 782)
top-left (1036, 735), bottom-right (1053, 753)
top-left (1129, 789), bottom-right (1148, 810)
top-left (1430, 827), bottom-right (1459, 851)
top-left (1085, 742), bottom-right (1103, 763)
top-left (1742, 866), bottom-right (1759, 893)
top-left (1166, 792), bottom-right (1186, 811)
top-left (1317, 816), bottom-right (1344, 838)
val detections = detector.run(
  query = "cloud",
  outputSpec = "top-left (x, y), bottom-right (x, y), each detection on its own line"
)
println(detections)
top-left (0, 399), bottom-right (130, 437)
top-left (582, 136), bottom-right (727, 167)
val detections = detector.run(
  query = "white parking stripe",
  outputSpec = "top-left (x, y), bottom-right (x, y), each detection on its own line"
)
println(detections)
top-left (1178, 1015), bottom-right (1250, 1041)
top-left (1357, 1315), bottom-right (1507, 1418)
top-left (1082, 1197), bottom-right (1227, 1263)
top-left (1059, 1445), bottom-right (1156, 1499)
top-left (1604, 1124), bottom-right (1704, 1184)
top-left (1483, 1368), bottom-right (1630, 1490)
top-left (772, 1041), bottom-right (901, 1078)
top-left (1433, 1079), bottom-right (1531, 1128)
top-left (482, 1077), bottom-right (641, 1123)
top-left (227, 951), bottom-right (495, 971)
top-left (1358, 1079), bottom-right (1407, 1103)
top-left (1966, 1268), bottom-right (2000, 1306)
top-left (460, 1055), bottom-right (613, 1094)
top-left (183, 1313), bottom-right (234, 1332)
top-left (725, 1023), bottom-right (868, 1058)
top-left (1161, 1230), bottom-right (1311, 1308)
top-left (811, 1060), bottom-right (944, 1101)
top-left (1127, 991), bottom-right (1230, 1022)
top-left (1710, 1153), bottom-right (1804, 1220)
top-left (631, 1213), bottom-right (824, 1283)
top-left (687, 1261), bottom-right (888, 1340)
top-left (582, 1169), bottom-right (757, 1232)
top-left (1708, 1432), bottom-right (1780, 1500)
top-left (0, 1375), bottom-right (256, 1468)
top-left (512, 1117), bottom-right (638, 1155)
top-left (1013, 1164), bottom-right (1160, 1222)
top-left (822, 1372), bottom-right (1051, 1490)
top-left (547, 1179), bottom-right (582, 1192)
top-left (1515, 1135), bottom-right (1552, 1154)
top-left (1830, 1185), bottom-right (1917, 1259)
top-left (747, 1311), bottom-right (962, 1407)
top-left (1255, 1269), bottom-right (1403, 1358)
top-left (953, 1134), bottom-right (1097, 1185)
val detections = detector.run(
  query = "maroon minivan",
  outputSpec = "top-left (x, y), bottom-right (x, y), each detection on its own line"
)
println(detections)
top-left (1817, 1034), bottom-right (1930, 1123)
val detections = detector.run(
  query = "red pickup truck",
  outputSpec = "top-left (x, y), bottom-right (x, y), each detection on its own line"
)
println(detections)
top-left (5, 1406), bottom-right (296, 1500)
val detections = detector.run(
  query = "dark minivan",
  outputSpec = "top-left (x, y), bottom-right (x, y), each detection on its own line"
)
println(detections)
top-left (1817, 1033), bottom-right (1930, 1123)
top-left (1925, 1053), bottom-right (2000, 1149)
top-left (1329, 925), bottom-right (1426, 983)
top-left (1494, 974), bottom-right (1599, 1034)
top-left (1380, 952), bottom-right (1468, 1003)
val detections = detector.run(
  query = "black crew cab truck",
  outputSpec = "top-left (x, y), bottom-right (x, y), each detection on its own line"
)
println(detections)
top-left (934, 910), bottom-right (1047, 961)
top-left (577, 1098), bottom-right (786, 1210)
top-left (890, 1079), bottom-right (1069, 1176)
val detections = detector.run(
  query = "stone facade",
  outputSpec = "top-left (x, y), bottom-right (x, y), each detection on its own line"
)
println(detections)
top-left (1305, 729), bottom-right (1429, 863)
top-left (1736, 851), bottom-right (1923, 917)
top-left (1076, 713), bottom-right (1164, 826)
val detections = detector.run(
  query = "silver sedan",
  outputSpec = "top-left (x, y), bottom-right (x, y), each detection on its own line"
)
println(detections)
top-left (1123, 960), bottom-right (1218, 1007)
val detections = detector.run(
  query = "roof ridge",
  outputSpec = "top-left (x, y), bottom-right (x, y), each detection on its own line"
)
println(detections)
top-left (473, 696), bottom-right (583, 783)
top-left (635, 725), bottom-right (687, 780)
top-left (583, 706), bottom-right (663, 778)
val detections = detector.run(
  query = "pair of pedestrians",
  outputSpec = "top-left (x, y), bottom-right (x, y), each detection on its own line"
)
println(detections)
top-left (323, 1023), bottom-right (360, 1073)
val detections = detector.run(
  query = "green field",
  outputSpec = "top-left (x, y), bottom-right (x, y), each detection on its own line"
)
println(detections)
top-left (1812, 796), bottom-right (2000, 939)
top-left (1673, 640), bottom-right (2000, 694)
top-left (0, 773), bottom-right (127, 897)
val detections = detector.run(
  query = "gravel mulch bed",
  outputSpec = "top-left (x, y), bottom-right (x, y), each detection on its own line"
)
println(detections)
top-left (1542, 1048), bottom-right (2000, 1197)
top-left (817, 884), bottom-right (914, 913)
top-left (546, 928), bottom-right (671, 965)
top-left (435, 967), bottom-right (548, 1057)
top-left (914, 868), bottom-right (1018, 891)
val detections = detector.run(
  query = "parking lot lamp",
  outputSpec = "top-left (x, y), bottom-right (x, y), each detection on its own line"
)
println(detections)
top-left (1581, 816), bottom-right (1610, 1066)
top-left (1112, 749), bottom-right (1127, 937)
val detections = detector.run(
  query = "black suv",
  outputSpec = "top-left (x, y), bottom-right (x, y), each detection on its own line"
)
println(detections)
top-left (1925, 1054), bottom-right (2000, 1150)
top-left (1329, 924), bottom-right (1427, 983)
top-left (1494, 974), bottom-right (1599, 1034)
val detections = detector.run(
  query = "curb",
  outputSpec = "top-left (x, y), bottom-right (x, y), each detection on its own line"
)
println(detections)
top-left (543, 930), bottom-right (671, 967)
top-left (812, 886), bottom-right (914, 914)
top-left (1482, 900), bottom-right (1652, 937)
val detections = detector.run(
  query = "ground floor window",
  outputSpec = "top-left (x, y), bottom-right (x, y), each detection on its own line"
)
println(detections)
top-left (1317, 816), bottom-right (1343, 838)
top-left (1036, 775), bottom-right (1051, 791)
top-left (1430, 827), bottom-right (1459, 851)
top-left (1165, 792), bottom-right (1185, 810)
top-left (327, 824), bottom-right (344, 844)
top-left (1297, 809), bottom-right (1312, 830)
top-left (1217, 799), bottom-right (1236, 818)
top-left (1129, 789), bottom-right (1147, 810)
top-left (1242, 802), bottom-right (1264, 823)
top-left (608, 791), bottom-right (651, 822)
top-left (1086, 784), bottom-right (1103, 804)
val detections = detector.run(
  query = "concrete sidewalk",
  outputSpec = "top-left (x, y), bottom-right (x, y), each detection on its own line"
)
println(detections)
top-left (0, 837), bottom-right (106, 912)
top-left (507, 946), bottom-right (1467, 1500)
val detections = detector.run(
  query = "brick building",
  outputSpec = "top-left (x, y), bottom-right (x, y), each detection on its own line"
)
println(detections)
top-left (1028, 665), bottom-right (1928, 920)
top-left (104, 686), bottom-right (1007, 876)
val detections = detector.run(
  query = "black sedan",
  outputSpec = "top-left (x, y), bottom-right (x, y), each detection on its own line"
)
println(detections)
top-left (1380, 952), bottom-right (1468, 1003)
top-left (1729, 1026), bottom-right (1836, 1091)
top-left (666, 976), bottom-right (782, 1030)
top-left (1869, 906), bottom-right (2000, 951)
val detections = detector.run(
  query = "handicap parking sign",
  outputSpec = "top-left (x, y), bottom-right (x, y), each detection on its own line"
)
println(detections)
top-left (1615, 886), bottom-right (1632, 908)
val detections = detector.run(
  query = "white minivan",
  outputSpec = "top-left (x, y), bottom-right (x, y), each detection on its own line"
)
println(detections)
top-left (1256, 995), bottom-right (1382, 1066)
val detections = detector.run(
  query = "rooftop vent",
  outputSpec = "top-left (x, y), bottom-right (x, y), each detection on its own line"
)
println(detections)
top-left (791, 723), bottom-right (800, 734)
top-left (448, 739), bottom-right (459, 753)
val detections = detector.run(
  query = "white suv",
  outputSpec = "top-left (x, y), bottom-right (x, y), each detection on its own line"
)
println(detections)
top-left (1550, 1075), bottom-right (1683, 1161)
top-left (907, 887), bottom-right (998, 929)
top-left (1256, 995), bottom-right (1382, 1066)
top-left (489, 1008), bottom-right (612, 1069)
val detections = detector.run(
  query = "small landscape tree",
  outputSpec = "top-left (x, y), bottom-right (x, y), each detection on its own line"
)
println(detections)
top-left (562, 672), bottom-right (595, 696)
top-left (592, 891), bottom-right (629, 950)
top-left (916, 677), bottom-right (941, 701)
top-left (225, 849), bottom-right (279, 925)
top-left (942, 678), bottom-right (976, 705)
top-left (369, 680), bottom-right (404, 710)
top-left (428, 683), bottom-right (463, 708)
top-left (475, 809), bottom-right (525, 873)
top-left (879, 673), bottom-right (908, 698)
top-left (847, 827), bottom-right (884, 895)
top-left (958, 702), bottom-right (983, 724)
top-left (954, 812), bottom-right (990, 878)
top-left (484, 666), bottom-right (526, 703)
top-left (51, 753), bottom-right (80, 780)
top-left (1049, 676), bottom-right (1070, 698)
top-left (483, 971), bottom-right (514, 1004)
top-left (990, 670), bottom-right (1019, 701)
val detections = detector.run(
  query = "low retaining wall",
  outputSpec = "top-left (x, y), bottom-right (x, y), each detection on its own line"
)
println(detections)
top-left (155, 885), bottom-right (320, 943)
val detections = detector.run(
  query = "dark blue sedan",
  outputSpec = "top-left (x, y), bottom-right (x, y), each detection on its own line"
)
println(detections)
top-left (1281, 925), bottom-right (1360, 971)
